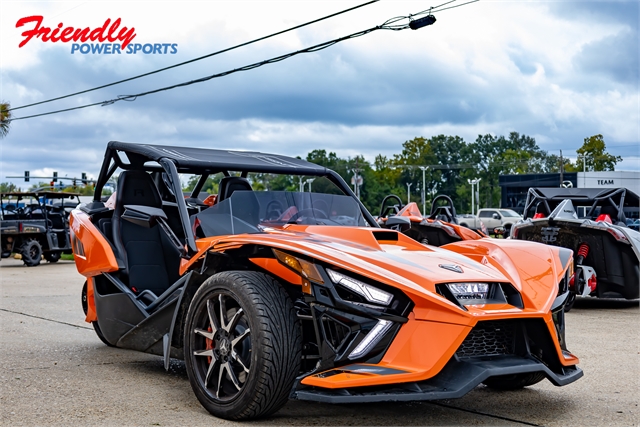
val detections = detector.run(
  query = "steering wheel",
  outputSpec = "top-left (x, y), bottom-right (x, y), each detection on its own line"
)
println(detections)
top-left (287, 208), bottom-right (329, 223)
top-left (379, 194), bottom-right (404, 219)
top-left (312, 199), bottom-right (330, 217)
top-left (428, 195), bottom-right (458, 224)
top-left (265, 200), bottom-right (284, 219)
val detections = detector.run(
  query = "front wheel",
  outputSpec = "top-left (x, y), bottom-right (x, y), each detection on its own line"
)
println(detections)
top-left (483, 372), bottom-right (546, 390)
top-left (184, 271), bottom-right (301, 420)
top-left (563, 292), bottom-right (576, 313)
top-left (81, 281), bottom-right (114, 347)
top-left (44, 251), bottom-right (62, 263)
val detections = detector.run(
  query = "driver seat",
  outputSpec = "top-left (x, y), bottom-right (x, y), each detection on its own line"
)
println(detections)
top-left (112, 170), bottom-right (180, 296)
top-left (218, 177), bottom-right (253, 201)
top-left (217, 177), bottom-right (260, 225)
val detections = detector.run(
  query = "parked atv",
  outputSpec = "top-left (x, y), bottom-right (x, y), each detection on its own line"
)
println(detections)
top-left (1, 191), bottom-right (80, 266)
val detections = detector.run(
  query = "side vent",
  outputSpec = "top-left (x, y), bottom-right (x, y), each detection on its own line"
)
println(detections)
top-left (320, 314), bottom-right (351, 352)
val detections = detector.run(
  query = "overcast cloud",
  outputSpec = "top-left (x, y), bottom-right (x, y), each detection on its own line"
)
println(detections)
top-left (1, 0), bottom-right (638, 186)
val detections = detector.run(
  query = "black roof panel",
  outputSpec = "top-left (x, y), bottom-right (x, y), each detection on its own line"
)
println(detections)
top-left (108, 141), bottom-right (327, 175)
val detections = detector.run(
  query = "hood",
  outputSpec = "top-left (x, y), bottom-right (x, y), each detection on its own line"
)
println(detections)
top-left (194, 225), bottom-right (513, 299)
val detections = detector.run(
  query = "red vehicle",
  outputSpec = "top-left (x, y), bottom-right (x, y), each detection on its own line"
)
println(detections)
top-left (71, 142), bottom-right (582, 420)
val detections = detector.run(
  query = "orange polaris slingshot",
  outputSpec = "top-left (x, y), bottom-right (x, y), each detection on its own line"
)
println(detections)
top-left (71, 142), bottom-right (582, 420)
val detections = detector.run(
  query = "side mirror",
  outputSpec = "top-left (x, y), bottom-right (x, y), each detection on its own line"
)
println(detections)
top-left (122, 205), bottom-right (167, 228)
top-left (492, 213), bottom-right (500, 220)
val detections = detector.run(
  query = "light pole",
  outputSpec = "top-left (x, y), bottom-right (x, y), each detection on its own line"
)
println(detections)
top-left (419, 166), bottom-right (428, 215)
top-left (406, 182), bottom-right (413, 204)
top-left (350, 168), bottom-right (362, 199)
top-left (298, 176), bottom-right (304, 193)
top-left (467, 178), bottom-right (481, 215)
top-left (304, 178), bottom-right (315, 192)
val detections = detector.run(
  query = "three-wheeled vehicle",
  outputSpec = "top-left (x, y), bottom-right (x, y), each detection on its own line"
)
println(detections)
top-left (70, 142), bottom-right (581, 420)
top-left (511, 187), bottom-right (640, 310)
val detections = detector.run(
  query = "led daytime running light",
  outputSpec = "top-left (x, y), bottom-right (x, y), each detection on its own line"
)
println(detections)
top-left (447, 282), bottom-right (489, 300)
top-left (348, 319), bottom-right (392, 360)
top-left (327, 269), bottom-right (393, 306)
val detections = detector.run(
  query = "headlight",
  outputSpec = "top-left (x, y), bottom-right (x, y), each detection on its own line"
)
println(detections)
top-left (327, 269), bottom-right (393, 306)
top-left (437, 282), bottom-right (523, 309)
top-left (447, 283), bottom-right (490, 300)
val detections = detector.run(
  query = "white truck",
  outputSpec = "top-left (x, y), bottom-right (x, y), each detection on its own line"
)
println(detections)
top-left (457, 208), bottom-right (522, 236)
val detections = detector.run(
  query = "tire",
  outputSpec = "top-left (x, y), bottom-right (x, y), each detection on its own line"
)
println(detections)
top-left (184, 271), bottom-right (301, 420)
top-left (563, 292), bottom-right (576, 313)
top-left (503, 225), bottom-right (511, 238)
top-left (483, 372), bottom-right (546, 390)
top-left (20, 239), bottom-right (42, 267)
top-left (81, 281), bottom-right (114, 347)
top-left (44, 251), bottom-right (62, 263)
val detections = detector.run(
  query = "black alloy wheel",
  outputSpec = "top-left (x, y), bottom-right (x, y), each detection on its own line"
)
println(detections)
top-left (184, 271), bottom-right (301, 420)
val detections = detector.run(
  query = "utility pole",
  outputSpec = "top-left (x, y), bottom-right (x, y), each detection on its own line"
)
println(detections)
top-left (419, 166), bottom-right (428, 215)
top-left (467, 178), bottom-right (481, 215)
top-left (350, 158), bottom-right (362, 199)
top-left (559, 150), bottom-right (564, 186)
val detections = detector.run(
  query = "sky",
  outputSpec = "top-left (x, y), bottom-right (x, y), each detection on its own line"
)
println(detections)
top-left (1, 0), bottom-right (638, 188)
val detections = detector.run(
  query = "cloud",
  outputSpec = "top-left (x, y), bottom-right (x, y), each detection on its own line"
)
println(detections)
top-left (1, 0), bottom-right (639, 190)
top-left (573, 30), bottom-right (639, 85)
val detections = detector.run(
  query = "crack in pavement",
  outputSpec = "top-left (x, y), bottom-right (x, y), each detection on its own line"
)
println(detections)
top-left (0, 308), bottom-right (92, 330)
top-left (428, 402), bottom-right (541, 426)
top-left (6, 361), bottom-right (156, 371)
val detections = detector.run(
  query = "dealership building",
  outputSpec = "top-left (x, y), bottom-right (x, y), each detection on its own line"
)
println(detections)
top-left (499, 171), bottom-right (640, 214)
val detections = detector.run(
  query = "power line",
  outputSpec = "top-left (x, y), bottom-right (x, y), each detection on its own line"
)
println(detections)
top-left (8, 0), bottom-right (380, 112)
top-left (9, 1), bottom-right (478, 122)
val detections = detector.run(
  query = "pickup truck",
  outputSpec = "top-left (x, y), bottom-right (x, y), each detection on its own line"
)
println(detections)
top-left (457, 208), bottom-right (522, 236)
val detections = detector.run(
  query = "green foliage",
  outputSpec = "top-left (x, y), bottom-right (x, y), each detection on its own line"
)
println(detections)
top-left (168, 131), bottom-right (621, 217)
top-left (576, 134), bottom-right (621, 172)
top-left (0, 182), bottom-right (20, 192)
top-left (0, 102), bottom-right (10, 139)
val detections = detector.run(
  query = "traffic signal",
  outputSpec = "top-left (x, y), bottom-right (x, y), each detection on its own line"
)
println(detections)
top-left (81, 172), bottom-right (87, 184)
top-left (53, 171), bottom-right (58, 182)
top-left (24, 171), bottom-right (30, 182)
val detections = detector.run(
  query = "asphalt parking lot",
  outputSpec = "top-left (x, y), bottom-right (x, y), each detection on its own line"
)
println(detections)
top-left (1, 258), bottom-right (638, 426)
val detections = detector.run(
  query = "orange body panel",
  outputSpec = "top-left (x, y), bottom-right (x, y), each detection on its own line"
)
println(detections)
top-left (85, 277), bottom-right (97, 323)
top-left (69, 209), bottom-right (119, 277)
top-left (249, 258), bottom-right (303, 285)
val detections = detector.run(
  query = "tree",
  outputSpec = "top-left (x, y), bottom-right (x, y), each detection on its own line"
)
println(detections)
top-left (575, 134), bottom-right (621, 172)
top-left (0, 102), bottom-right (11, 138)
top-left (0, 182), bottom-right (19, 192)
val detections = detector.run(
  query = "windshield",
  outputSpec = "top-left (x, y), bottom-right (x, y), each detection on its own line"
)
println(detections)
top-left (499, 209), bottom-right (521, 217)
top-left (192, 191), bottom-right (366, 238)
